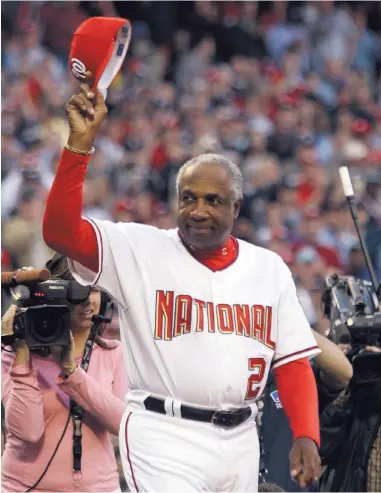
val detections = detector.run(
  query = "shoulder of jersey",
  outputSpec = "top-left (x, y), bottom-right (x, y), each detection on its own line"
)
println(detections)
top-left (237, 237), bottom-right (285, 265)
top-left (114, 221), bottom-right (178, 241)
top-left (114, 221), bottom-right (171, 235)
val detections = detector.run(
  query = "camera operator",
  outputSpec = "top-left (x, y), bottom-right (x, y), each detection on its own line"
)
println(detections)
top-left (259, 329), bottom-right (353, 491)
top-left (1, 254), bottom-right (128, 492)
top-left (313, 250), bottom-right (381, 493)
top-left (316, 345), bottom-right (381, 492)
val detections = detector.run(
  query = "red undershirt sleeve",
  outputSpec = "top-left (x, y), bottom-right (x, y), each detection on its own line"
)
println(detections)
top-left (43, 149), bottom-right (98, 273)
top-left (273, 357), bottom-right (320, 447)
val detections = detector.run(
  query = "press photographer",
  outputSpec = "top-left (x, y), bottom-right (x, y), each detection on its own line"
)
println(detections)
top-left (315, 168), bottom-right (381, 492)
top-left (1, 254), bottom-right (128, 492)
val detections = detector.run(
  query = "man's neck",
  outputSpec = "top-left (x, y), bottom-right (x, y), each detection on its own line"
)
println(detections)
top-left (189, 242), bottom-right (228, 256)
top-left (180, 234), bottom-right (239, 272)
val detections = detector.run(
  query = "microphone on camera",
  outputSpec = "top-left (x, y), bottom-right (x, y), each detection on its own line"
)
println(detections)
top-left (339, 166), bottom-right (379, 297)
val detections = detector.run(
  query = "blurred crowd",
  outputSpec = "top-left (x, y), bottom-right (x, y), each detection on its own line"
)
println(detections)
top-left (1, 1), bottom-right (381, 491)
top-left (3, 1), bottom-right (381, 332)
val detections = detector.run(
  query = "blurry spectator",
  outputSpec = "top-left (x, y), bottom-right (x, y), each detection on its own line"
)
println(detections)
top-left (176, 36), bottom-right (216, 93)
top-left (309, 3), bottom-right (358, 75)
top-left (153, 203), bottom-right (177, 230)
top-left (112, 198), bottom-right (136, 224)
top-left (293, 245), bottom-right (326, 290)
top-left (2, 189), bottom-right (53, 268)
top-left (82, 177), bottom-right (113, 221)
top-left (351, 6), bottom-right (381, 80)
top-left (346, 244), bottom-right (373, 282)
top-left (232, 217), bottom-right (257, 245)
top-left (277, 184), bottom-right (302, 233)
top-left (265, 3), bottom-right (308, 67)
top-left (39, 1), bottom-right (89, 62)
top-left (240, 154), bottom-right (281, 231)
top-left (293, 213), bottom-right (343, 269)
top-left (267, 106), bottom-right (298, 161)
top-left (247, 95), bottom-right (274, 136)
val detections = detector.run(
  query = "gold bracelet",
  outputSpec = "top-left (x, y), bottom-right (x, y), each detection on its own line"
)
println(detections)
top-left (63, 364), bottom-right (78, 379)
top-left (65, 144), bottom-right (95, 155)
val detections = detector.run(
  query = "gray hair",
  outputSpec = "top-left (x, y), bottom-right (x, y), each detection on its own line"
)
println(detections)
top-left (176, 153), bottom-right (243, 201)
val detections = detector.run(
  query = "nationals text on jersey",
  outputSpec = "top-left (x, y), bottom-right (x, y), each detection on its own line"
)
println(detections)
top-left (154, 290), bottom-right (276, 349)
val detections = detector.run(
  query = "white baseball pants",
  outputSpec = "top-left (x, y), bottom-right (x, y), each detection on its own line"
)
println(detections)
top-left (119, 401), bottom-right (259, 492)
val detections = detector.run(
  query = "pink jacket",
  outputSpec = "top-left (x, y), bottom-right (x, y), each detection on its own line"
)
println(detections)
top-left (1, 340), bottom-right (128, 492)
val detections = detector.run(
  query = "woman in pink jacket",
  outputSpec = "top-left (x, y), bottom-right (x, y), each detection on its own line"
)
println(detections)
top-left (1, 254), bottom-right (128, 492)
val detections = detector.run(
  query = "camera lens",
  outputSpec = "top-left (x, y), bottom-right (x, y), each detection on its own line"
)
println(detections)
top-left (30, 311), bottom-right (65, 343)
top-left (38, 319), bottom-right (54, 338)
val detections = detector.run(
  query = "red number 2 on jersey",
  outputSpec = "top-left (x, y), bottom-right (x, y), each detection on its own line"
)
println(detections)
top-left (245, 357), bottom-right (267, 400)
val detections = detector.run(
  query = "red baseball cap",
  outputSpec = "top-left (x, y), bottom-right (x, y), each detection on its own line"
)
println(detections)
top-left (69, 16), bottom-right (132, 100)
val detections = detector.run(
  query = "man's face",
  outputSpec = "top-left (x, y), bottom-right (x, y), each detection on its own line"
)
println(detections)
top-left (177, 162), bottom-right (241, 250)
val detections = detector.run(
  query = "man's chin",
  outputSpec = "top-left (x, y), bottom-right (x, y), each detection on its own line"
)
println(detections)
top-left (179, 225), bottom-right (219, 250)
top-left (184, 233), bottom-right (218, 251)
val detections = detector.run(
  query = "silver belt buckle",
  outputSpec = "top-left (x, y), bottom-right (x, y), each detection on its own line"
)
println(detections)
top-left (211, 410), bottom-right (220, 427)
top-left (211, 408), bottom-right (235, 429)
top-left (212, 407), bottom-right (251, 429)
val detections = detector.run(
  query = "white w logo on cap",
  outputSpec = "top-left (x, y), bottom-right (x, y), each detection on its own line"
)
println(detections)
top-left (71, 58), bottom-right (86, 80)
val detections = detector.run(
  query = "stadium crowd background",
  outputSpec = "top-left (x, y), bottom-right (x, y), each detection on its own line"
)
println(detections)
top-left (1, 1), bottom-right (381, 490)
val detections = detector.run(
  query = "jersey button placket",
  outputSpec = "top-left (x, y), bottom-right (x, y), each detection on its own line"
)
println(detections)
top-left (213, 273), bottom-right (233, 406)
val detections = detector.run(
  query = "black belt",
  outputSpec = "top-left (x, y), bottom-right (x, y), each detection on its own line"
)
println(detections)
top-left (143, 396), bottom-right (252, 429)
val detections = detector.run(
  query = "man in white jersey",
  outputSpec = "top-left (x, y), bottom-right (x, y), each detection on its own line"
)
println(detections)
top-left (43, 73), bottom-right (322, 492)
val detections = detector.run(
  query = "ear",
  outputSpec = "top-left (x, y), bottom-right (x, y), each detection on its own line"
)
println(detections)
top-left (233, 199), bottom-right (242, 219)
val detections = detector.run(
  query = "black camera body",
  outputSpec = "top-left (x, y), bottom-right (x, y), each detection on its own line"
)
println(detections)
top-left (322, 273), bottom-right (381, 356)
top-left (3, 280), bottom-right (91, 349)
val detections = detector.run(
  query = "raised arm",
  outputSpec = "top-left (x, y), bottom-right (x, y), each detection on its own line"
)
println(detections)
top-left (43, 72), bottom-right (108, 273)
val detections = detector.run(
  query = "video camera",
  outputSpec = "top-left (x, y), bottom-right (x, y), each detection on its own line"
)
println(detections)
top-left (321, 167), bottom-right (381, 362)
top-left (322, 274), bottom-right (381, 354)
top-left (1, 268), bottom-right (91, 349)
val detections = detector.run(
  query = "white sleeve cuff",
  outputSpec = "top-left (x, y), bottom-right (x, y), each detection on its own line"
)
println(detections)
top-left (272, 346), bottom-right (321, 369)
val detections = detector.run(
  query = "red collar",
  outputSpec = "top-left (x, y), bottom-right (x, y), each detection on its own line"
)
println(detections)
top-left (178, 231), bottom-right (239, 272)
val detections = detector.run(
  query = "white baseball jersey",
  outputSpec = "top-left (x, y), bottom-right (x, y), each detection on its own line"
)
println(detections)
top-left (68, 219), bottom-right (320, 408)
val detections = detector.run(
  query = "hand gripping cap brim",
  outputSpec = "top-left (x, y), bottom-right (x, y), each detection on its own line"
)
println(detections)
top-left (69, 17), bottom-right (132, 100)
